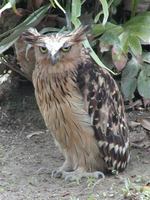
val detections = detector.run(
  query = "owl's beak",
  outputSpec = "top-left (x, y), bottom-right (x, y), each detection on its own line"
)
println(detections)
top-left (50, 53), bottom-right (59, 65)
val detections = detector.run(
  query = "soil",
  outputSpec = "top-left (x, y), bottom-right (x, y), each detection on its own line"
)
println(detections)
top-left (0, 82), bottom-right (150, 200)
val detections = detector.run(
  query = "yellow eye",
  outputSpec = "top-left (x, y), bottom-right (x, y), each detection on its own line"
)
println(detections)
top-left (61, 46), bottom-right (71, 52)
top-left (39, 46), bottom-right (48, 53)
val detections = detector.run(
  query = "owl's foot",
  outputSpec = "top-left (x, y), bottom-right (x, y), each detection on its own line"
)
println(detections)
top-left (52, 168), bottom-right (105, 182)
top-left (52, 169), bottom-right (64, 178)
top-left (52, 161), bottom-right (73, 178)
top-left (62, 170), bottom-right (105, 182)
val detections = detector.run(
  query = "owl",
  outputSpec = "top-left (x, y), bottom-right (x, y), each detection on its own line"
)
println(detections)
top-left (22, 26), bottom-right (130, 181)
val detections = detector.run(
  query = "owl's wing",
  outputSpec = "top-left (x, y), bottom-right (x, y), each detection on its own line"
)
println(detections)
top-left (77, 60), bottom-right (130, 172)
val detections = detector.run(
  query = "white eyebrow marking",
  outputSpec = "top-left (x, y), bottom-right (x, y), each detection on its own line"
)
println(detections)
top-left (39, 36), bottom-right (69, 56)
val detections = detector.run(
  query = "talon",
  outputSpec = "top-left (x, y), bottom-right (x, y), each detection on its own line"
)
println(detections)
top-left (64, 174), bottom-right (81, 182)
top-left (93, 171), bottom-right (105, 179)
top-left (51, 170), bottom-right (63, 178)
top-left (64, 175), bottom-right (75, 182)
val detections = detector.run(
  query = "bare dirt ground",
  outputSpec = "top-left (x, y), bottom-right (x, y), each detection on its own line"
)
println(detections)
top-left (0, 82), bottom-right (150, 200)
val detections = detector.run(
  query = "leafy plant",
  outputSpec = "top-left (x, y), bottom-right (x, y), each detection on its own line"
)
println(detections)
top-left (0, 0), bottom-right (150, 101)
top-left (93, 11), bottom-right (150, 100)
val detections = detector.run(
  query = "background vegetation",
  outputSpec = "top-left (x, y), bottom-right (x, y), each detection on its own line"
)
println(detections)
top-left (0, 0), bottom-right (150, 104)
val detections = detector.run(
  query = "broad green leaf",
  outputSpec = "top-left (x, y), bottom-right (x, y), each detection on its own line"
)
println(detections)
top-left (121, 58), bottom-right (141, 99)
top-left (100, 31), bottom-right (120, 46)
top-left (125, 25), bottom-right (150, 44)
top-left (112, 44), bottom-right (128, 71)
top-left (138, 63), bottom-right (150, 98)
top-left (123, 12), bottom-right (150, 44)
top-left (0, 5), bottom-right (49, 54)
top-left (99, 31), bottom-right (120, 53)
top-left (141, 63), bottom-right (150, 77)
top-left (106, 23), bottom-right (123, 35)
top-left (92, 22), bottom-right (122, 38)
top-left (92, 24), bottom-right (106, 37)
top-left (133, 27), bottom-right (150, 44)
top-left (124, 12), bottom-right (150, 28)
top-left (121, 77), bottom-right (137, 100)
top-left (128, 35), bottom-right (142, 56)
top-left (119, 32), bottom-right (129, 54)
top-left (98, 0), bottom-right (109, 25)
top-left (121, 57), bottom-right (140, 78)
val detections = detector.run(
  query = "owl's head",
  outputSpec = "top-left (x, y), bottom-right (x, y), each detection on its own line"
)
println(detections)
top-left (22, 26), bottom-right (89, 73)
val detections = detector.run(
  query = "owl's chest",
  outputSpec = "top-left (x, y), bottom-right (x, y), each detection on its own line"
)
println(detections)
top-left (33, 70), bottom-right (89, 130)
top-left (33, 74), bottom-right (94, 148)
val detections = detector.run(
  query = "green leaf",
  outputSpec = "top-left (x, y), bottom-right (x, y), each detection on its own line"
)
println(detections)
top-left (100, 31), bottom-right (120, 46)
top-left (122, 57), bottom-right (140, 78)
top-left (119, 32), bottom-right (129, 54)
top-left (128, 25), bottom-right (150, 44)
top-left (124, 12), bottom-right (150, 28)
top-left (92, 22), bottom-right (122, 38)
top-left (123, 12), bottom-right (150, 44)
top-left (71, 0), bottom-right (81, 27)
top-left (92, 24), bottom-right (106, 37)
top-left (0, 5), bottom-right (49, 54)
top-left (94, 12), bottom-right (102, 24)
top-left (112, 44), bottom-right (128, 71)
top-left (121, 58), bottom-right (141, 99)
top-left (131, 0), bottom-right (139, 17)
top-left (121, 77), bottom-right (137, 100)
top-left (98, 0), bottom-right (109, 25)
top-left (0, 37), bottom-right (18, 55)
top-left (138, 63), bottom-right (150, 98)
top-left (53, 0), bottom-right (66, 14)
top-left (128, 35), bottom-right (142, 57)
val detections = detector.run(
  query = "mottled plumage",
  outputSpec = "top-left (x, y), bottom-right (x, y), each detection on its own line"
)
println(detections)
top-left (22, 26), bottom-right (130, 180)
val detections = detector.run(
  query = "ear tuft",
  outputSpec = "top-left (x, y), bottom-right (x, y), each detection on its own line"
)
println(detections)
top-left (69, 25), bottom-right (90, 43)
top-left (21, 28), bottom-right (40, 44)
